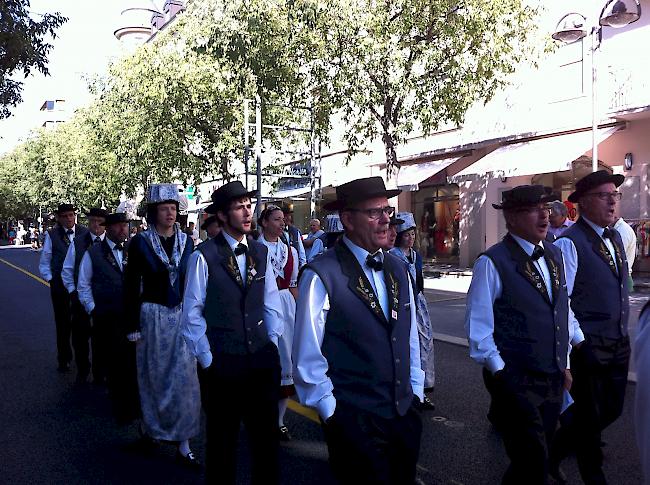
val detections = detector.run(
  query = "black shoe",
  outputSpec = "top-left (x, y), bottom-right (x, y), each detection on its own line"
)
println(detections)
top-left (419, 396), bottom-right (436, 411)
top-left (176, 450), bottom-right (201, 468)
top-left (549, 465), bottom-right (567, 485)
top-left (278, 425), bottom-right (292, 441)
top-left (57, 362), bottom-right (70, 372)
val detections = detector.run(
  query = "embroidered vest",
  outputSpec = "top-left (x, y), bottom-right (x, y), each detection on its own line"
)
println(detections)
top-left (199, 234), bottom-right (270, 356)
top-left (308, 242), bottom-right (413, 418)
top-left (483, 236), bottom-right (569, 374)
top-left (88, 241), bottom-right (125, 317)
top-left (560, 218), bottom-right (629, 339)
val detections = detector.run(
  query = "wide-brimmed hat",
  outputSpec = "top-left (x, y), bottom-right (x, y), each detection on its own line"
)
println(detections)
top-left (200, 214), bottom-right (220, 231)
top-left (204, 181), bottom-right (258, 214)
top-left (101, 212), bottom-right (132, 226)
top-left (492, 185), bottom-right (556, 210)
top-left (394, 212), bottom-right (415, 233)
top-left (568, 170), bottom-right (625, 203)
top-left (146, 183), bottom-right (182, 206)
top-left (55, 203), bottom-right (77, 214)
top-left (325, 213), bottom-right (344, 233)
top-left (84, 208), bottom-right (109, 218)
top-left (323, 177), bottom-right (402, 211)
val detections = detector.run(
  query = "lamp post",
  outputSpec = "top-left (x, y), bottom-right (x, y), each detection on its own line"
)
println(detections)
top-left (552, 0), bottom-right (641, 173)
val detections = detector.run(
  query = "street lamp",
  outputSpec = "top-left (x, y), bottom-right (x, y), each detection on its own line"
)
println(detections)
top-left (552, 0), bottom-right (642, 173)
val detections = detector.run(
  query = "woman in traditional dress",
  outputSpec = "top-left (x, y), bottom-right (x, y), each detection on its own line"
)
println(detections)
top-left (124, 184), bottom-right (201, 465)
top-left (257, 205), bottom-right (299, 441)
top-left (390, 212), bottom-right (436, 410)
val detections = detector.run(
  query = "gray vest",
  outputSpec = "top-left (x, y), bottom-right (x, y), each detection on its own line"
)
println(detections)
top-left (560, 218), bottom-right (629, 339)
top-left (49, 225), bottom-right (88, 278)
top-left (199, 233), bottom-right (270, 356)
top-left (309, 241), bottom-right (413, 418)
top-left (484, 235), bottom-right (569, 374)
top-left (88, 240), bottom-right (125, 317)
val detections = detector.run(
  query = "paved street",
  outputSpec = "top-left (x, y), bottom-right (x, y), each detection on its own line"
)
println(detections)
top-left (0, 247), bottom-right (645, 484)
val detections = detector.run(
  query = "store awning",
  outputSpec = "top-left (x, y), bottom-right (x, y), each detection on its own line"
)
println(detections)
top-left (268, 186), bottom-right (311, 200)
top-left (396, 157), bottom-right (462, 191)
top-left (452, 126), bottom-right (622, 179)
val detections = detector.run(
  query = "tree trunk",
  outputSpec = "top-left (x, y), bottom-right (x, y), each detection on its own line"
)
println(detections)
top-left (382, 128), bottom-right (399, 179)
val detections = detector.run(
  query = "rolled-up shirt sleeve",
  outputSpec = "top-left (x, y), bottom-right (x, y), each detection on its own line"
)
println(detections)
top-left (293, 269), bottom-right (336, 420)
top-left (61, 243), bottom-right (76, 293)
top-left (181, 251), bottom-right (213, 369)
top-left (408, 277), bottom-right (424, 401)
top-left (263, 250), bottom-right (284, 346)
top-left (39, 232), bottom-right (53, 282)
top-left (465, 255), bottom-right (505, 374)
top-left (77, 252), bottom-right (95, 314)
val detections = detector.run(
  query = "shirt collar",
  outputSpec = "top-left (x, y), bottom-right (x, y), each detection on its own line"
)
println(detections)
top-left (509, 233), bottom-right (544, 258)
top-left (106, 238), bottom-right (122, 250)
top-left (342, 235), bottom-right (384, 267)
top-left (222, 230), bottom-right (248, 251)
top-left (90, 232), bottom-right (105, 241)
top-left (582, 216), bottom-right (606, 237)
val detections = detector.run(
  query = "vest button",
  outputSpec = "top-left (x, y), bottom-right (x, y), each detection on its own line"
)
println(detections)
top-left (248, 340), bottom-right (253, 345)
top-left (556, 326), bottom-right (560, 331)
top-left (245, 313), bottom-right (249, 317)
top-left (395, 400), bottom-right (399, 407)
top-left (396, 380), bottom-right (401, 386)
top-left (392, 337), bottom-right (397, 342)
top-left (395, 358), bottom-right (401, 364)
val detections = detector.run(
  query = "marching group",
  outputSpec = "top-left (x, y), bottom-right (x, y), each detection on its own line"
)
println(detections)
top-left (36, 172), bottom-right (649, 484)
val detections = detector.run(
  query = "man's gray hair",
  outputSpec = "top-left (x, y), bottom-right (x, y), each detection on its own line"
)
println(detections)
top-left (549, 200), bottom-right (568, 217)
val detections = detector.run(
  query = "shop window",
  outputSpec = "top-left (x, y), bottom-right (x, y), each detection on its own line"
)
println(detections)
top-left (412, 184), bottom-right (460, 261)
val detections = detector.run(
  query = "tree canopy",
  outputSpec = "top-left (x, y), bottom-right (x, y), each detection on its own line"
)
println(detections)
top-left (0, 0), bottom-right (66, 119)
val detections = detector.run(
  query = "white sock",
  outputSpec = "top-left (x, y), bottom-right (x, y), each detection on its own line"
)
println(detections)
top-left (278, 398), bottom-right (289, 427)
top-left (178, 439), bottom-right (191, 457)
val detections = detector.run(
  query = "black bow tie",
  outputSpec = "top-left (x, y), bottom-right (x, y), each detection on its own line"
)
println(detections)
top-left (114, 243), bottom-right (124, 251)
top-left (93, 237), bottom-right (101, 244)
top-left (366, 253), bottom-right (383, 272)
top-left (234, 243), bottom-right (248, 256)
top-left (602, 228), bottom-right (614, 239)
top-left (531, 246), bottom-right (545, 261)
top-left (66, 229), bottom-right (74, 235)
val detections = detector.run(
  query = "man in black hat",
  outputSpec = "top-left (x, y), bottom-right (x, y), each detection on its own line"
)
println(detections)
top-left (39, 204), bottom-right (89, 372)
top-left (293, 176), bottom-right (424, 484)
top-left (551, 170), bottom-right (630, 485)
top-left (464, 185), bottom-right (583, 485)
top-left (200, 214), bottom-right (221, 240)
top-left (281, 204), bottom-right (307, 267)
top-left (61, 207), bottom-right (108, 383)
top-left (77, 212), bottom-right (140, 424)
top-left (181, 181), bottom-right (284, 484)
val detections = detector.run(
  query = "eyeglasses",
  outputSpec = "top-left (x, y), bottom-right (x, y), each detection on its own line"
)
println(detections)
top-left (583, 191), bottom-right (622, 201)
top-left (347, 206), bottom-right (395, 220)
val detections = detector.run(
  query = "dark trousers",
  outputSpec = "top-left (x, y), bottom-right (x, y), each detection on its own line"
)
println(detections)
top-left (551, 335), bottom-right (630, 485)
top-left (91, 312), bottom-right (111, 383)
top-left (49, 276), bottom-right (72, 366)
top-left (322, 400), bottom-right (422, 485)
top-left (200, 343), bottom-right (281, 485)
top-left (70, 293), bottom-right (91, 377)
top-left (484, 368), bottom-right (564, 485)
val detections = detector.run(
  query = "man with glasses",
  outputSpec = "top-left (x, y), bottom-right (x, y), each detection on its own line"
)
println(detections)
top-left (550, 170), bottom-right (630, 485)
top-left (465, 185), bottom-right (583, 485)
top-left (293, 176), bottom-right (424, 485)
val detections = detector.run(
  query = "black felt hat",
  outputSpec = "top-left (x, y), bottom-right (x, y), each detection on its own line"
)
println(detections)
top-left (492, 185), bottom-right (556, 210)
top-left (204, 181), bottom-right (258, 214)
top-left (200, 214), bottom-right (220, 231)
top-left (568, 170), bottom-right (625, 203)
top-left (55, 203), bottom-right (77, 214)
top-left (323, 177), bottom-right (402, 211)
top-left (84, 208), bottom-right (109, 218)
top-left (101, 213), bottom-right (132, 226)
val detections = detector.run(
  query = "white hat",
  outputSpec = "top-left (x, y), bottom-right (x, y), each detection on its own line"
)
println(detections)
top-left (146, 183), bottom-right (182, 205)
top-left (325, 213), bottom-right (344, 233)
top-left (395, 212), bottom-right (416, 234)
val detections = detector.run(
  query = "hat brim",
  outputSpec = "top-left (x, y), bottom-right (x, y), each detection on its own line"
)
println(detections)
top-left (568, 173), bottom-right (624, 203)
top-left (206, 190), bottom-right (258, 214)
top-left (323, 188), bottom-right (402, 211)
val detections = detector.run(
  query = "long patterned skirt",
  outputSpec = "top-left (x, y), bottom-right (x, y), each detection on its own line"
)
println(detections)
top-left (416, 292), bottom-right (436, 389)
top-left (278, 289), bottom-right (296, 391)
top-left (136, 302), bottom-right (201, 441)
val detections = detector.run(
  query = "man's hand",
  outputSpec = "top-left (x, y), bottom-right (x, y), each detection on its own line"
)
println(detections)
top-left (564, 369), bottom-right (573, 391)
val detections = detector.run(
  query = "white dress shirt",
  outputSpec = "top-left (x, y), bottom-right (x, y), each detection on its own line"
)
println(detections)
top-left (465, 234), bottom-right (584, 375)
top-left (62, 232), bottom-right (105, 293)
top-left (38, 225), bottom-right (77, 282)
top-left (614, 217), bottom-right (636, 275)
top-left (548, 219), bottom-right (574, 238)
top-left (77, 238), bottom-right (125, 315)
top-left (306, 237), bottom-right (325, 263)
top-left (181, 231), bottom-right (284, 369)
top-left (292, 236), bottom-right (424, 421)
top-left (554, 216), bottom-right (620, 295)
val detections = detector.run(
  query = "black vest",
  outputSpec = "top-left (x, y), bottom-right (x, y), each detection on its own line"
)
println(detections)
top-left (483, 235), bottom-right (569, 374)
top-left (73, 232), bottom-right (102, 285)
top-left (49, 225), bottom-right (88, 277)
top-left (559, 218), bottom-right (629, 339)
top-left (308, 241), bottom-right (413, 418)
top-left (88, 240), bottom-right (125, 317)
top-left (199, 233), bottom-right (270, 356)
